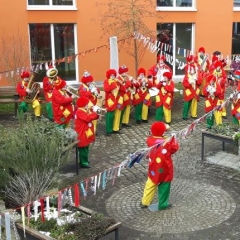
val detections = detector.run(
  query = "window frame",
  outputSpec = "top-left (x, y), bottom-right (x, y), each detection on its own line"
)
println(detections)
top-left (27, 0), bottom-right (77, 11)
top-left (29, 23), bottom-right (79, 84)
top-left (156, 0), bottom-right (197, 11)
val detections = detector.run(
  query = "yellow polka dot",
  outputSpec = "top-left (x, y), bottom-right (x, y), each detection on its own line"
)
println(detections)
top-left (156, 157), bottom-right (161, 163)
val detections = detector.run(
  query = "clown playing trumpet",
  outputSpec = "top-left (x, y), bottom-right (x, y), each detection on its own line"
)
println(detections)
top-left (78, 70), bottom-right (103, 133)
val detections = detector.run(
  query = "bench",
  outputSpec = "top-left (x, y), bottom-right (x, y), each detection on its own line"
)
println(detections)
top-left (0, 86), bottom-right (45, 117)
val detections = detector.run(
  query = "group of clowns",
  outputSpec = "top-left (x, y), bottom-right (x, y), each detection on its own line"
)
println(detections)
top-left (14, 47), bottom-right (240, 210)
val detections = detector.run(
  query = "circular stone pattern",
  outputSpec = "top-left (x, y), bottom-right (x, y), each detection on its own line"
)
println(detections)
top-left (106, 179), bottom-right (236, 233)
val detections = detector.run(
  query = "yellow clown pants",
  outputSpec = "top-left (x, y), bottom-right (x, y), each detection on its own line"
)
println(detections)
top-left (113, 108), bottom-right (121, 131)
top-left (191, 98), bottom-right (198, 118)
top-left (142, 104), bottom-right (149, 120)
top-left (122, 105), bottom-right (131, 124)
top-left (163, 106), bottom-right (171, 124)
top-left (32, 99), bottom-right (41, 117)
top-left (142, 177), bottom-right (171, 210)
top-left (93, 119), bottom-right (97, 133)
top-left (214, 110), bottom-right (223, 125)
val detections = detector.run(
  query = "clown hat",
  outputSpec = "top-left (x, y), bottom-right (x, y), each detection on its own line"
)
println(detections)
top-left (214, 61), bottom-right (222, 68)
top-left (198, 47), bottom-right (205, 53)
top-left (137, 68), bottom-right (146, 76)
top-left (150, 121), bottom-right (166, 137)
top-left (76, 96), bottom-right (89, 108)
top-left (54, 79), bottom-right (66, 90)
top-left (81, 70), bottom-right (93, 84)
top-left (106, 69), bottom-right (117, 79)
top-left (163, 71), bottom-right (172, 80)
top-left (157, 55), bottom-right (165, 62)
top-left (21, 71), bottom-right (30, 79)
top-left (118, 65), bottom-right (128, 74)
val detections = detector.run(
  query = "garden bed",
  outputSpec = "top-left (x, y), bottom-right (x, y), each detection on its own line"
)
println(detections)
top-left (16, 205), bottom-right (121, 240)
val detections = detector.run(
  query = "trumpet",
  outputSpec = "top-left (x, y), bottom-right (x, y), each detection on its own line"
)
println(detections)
top-left (91, 105), bottom-right (107, 117)
top-left (64, 86), bottom-right (79, 98)
top-left (89, 83), bottom-right (102, 99)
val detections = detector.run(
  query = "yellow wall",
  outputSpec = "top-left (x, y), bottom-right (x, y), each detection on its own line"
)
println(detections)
top-left (0, 0), bottom-right (239, 86)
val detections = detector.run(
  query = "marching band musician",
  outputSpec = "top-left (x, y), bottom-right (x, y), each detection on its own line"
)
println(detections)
top-left (74, 96), bottom-right (99, 168)
top-left (132, 68), bottom-right (153, 124)
top-left (118, 65), bottom-right (132, 128)
top-left (202, 75), bottom-right (222, 129)
top-left (52, 79), bottom-right (76, 129)
top-left (103, 69), bottom-right (122, 136)
top-left (79, 71), bottom-right (101, 133)
top-left (230, 83), bottom-right (240, 125)
top-left (209, 60), bottom-right (227, 119)
top-left (182, 55), bottom-right (202, 120)
top-left (154, 71), bottom-right (175, 124)
top-left (148, 55), bottom-right (172, 87)
top-left (16, 71), bottom-right (41, 117)
top-left (196, 47), bottom-right (210, 95)
top-left (42, 66), bottom-right (60, 121)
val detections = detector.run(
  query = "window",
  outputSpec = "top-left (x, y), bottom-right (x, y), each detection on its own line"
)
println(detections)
top-left (157, 23), bottom-right (194, 77)
top-left (27, 0), bottom-right (76, 10)
top-left (29, 23), bottom-right (77, 82)
top-left (232, 23), bottom-right (240, 54)
top-left (234, 0), bottom-right (240, 8)
top-left (156, 0), bottom-right (195, 10)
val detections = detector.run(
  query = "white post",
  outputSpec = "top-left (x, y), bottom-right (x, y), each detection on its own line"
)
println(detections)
top-left (109, 36), bottom-right (119, 73)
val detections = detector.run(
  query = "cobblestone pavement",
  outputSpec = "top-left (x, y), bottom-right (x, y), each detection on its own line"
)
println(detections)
top-left (0, 91), bottom-right (240, 240)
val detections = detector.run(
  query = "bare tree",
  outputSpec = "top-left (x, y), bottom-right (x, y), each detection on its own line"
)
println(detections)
top-left (94, 0), bottom-right (160, 76)
top-left (0, 28), bottom-right (30, 87)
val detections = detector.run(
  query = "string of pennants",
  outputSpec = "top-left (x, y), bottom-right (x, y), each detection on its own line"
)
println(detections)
top-left (0, 35), bottom-right (134, 80)
top-left (133, 31), bottom-right (240, 70)
top-left (0, 88), bottom-right (237, 239)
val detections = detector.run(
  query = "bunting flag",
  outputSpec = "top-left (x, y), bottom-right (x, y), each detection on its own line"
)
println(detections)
top-left (21, 207), bottom-right (26, 238)
top-left (80, 181), bottom-right (87, 199)
top-left (5, 212), bottom-right (11, 240)
top-left (58, 191), bottom-right (63, 214)
top-left (40, 198), bottom-right (45, 222)
top-left (73, 184), bottom-right (80, 207)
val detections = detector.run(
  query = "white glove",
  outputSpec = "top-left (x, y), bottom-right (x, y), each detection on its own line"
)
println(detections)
top-left (206, 85), bottom-right (211, 92)
top-left (90, 87), bottom-right (97, 94)
top-left (162, 82), bottom-right (166, 86)
top-left (92, 105), bottom-right (100, 113)
top-left (129, 76), bottom-right (133, 81)
top-left (26, 88), bottom-right (32, 93)
top-left (230, 93), bottom-right (234, 99)
top-left (238, 93), bottom-right (240, 100)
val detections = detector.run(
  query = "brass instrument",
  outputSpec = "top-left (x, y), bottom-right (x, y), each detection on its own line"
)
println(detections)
top-left (89, 83), bottom-right (102, 99)
top-left (24, 72), bottom-right (41, 104)
top-left (64, 86), bottom-right (79, 99)
top-left (46, 68), bottom-right (58, 79)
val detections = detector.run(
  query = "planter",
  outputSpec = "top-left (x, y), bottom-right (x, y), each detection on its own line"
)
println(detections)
top-left (15, 206), bottom-right (121, 240)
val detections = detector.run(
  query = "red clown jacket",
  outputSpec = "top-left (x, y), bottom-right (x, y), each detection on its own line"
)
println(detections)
top-left (147, 136), bottom-right (179, 184)
top-left (74, 108), bottom-right (99, 147)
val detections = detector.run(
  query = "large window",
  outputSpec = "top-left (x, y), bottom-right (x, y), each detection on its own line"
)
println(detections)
top-left (29, 23), bottom-right (77, 82)
top-left (28, 0), bottom-right (73, 5)
top-left (232, 23), bottom-right (240, 54)
top-left (157, 0), bottom-right (193, 7)
top-left (27, 0), bottom-right (76, 10)
top-left (234, 0), bottom-right (240, 8)
top-left (157, 23), bottom-right (194, 77)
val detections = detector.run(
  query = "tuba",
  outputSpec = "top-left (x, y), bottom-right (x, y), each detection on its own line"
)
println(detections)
top-left (24, 72), bottom-right (41, 104)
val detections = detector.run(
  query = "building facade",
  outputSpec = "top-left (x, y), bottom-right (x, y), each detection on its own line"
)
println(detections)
top-left (0, 0), bottom-right (240, 86)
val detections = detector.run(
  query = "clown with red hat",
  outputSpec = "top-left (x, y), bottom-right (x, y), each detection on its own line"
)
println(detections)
top-left (16, 71), bottom-right (41, 117)
top-left (132, 67), bottom-right (153, 124)
top-left (78, 70), bottom-right (101, 133)
top-left (42, 66), bottom-right (61, 121)
top-left (208, 58), bottom-right (228, 123)
top-left (117, 65), bottom-right (133, 129)
top-left (74, 96), bottom-right (99, 168)
top-left (141, 121), bottom-right (179, 210)
top-left (52, 79), bottom-right (75, 129)
top-left (148, 54), bottom-right (172, 87)
top-left (195, 47), bottom-right (210, 95)
top-left (182, 54), bottom-right (202, 120)
top-left (103, 69), bottom-right (122, 135)
top-left (154, 71), bottom-right (175, 124)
